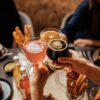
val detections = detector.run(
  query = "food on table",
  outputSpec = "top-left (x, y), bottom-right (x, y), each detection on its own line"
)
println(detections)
top-left (24, 25), bottom-right (33, 44)
top-left (4, 62), bottom-right (15, 72)
top-left (12, 25), bottom-right (33, 47)
top-left (67, 72), bottom-right (88, 99)
top-left (94, 90), bottom-right (100, 100)
top-left (13, 27), bottom-right (24, 46)
top-left (40, 29), bottom-right (62, 43)
top-left (0, 83), bottom-right (3, 97)
top-left (13, 65), bottom-right (21, 89)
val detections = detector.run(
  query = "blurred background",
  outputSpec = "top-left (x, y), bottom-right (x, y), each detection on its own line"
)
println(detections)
top-left (15, 0), bottom-right (83, 36)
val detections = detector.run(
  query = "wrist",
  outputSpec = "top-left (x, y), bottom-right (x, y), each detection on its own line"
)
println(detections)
top-left (31, 87), bottom-right (43, 100)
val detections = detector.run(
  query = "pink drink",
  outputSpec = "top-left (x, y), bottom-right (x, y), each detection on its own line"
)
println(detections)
top-left (24, 40), bottom-right (46, 64)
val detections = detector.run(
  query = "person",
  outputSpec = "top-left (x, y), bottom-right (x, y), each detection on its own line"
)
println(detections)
top-left (61, 0), bottom-right (100, 47)
top-left (30, 50), bottom-right (100, 100)
top-left (30, 64), bottom-right (49, 100)
top-left (0, 0), bottom-right (23, 48)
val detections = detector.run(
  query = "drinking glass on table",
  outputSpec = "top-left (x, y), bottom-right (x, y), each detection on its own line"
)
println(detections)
top-left (23, 37), bottom-right (46, 66)
top-left (40, 28), bottom-right (66, 45)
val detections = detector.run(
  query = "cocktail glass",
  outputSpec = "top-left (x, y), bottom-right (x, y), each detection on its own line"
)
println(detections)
top-left (23, 37), bottom-right (46, 66)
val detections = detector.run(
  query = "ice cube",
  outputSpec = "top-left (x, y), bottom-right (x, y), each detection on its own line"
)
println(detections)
top-left (27, 42), bottom-right (42, 52)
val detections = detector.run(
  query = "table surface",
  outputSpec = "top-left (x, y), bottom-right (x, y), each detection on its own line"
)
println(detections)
top-left (0, 47), bottom-right (99, 100)
top-left (12, 70), bottom-right (89, 100)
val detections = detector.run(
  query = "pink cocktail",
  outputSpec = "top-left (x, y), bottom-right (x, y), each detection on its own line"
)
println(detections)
top-left (23, 38), bottom-right (46, 65)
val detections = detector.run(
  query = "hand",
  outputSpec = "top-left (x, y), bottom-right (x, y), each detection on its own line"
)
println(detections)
top-left (74, 39), bottom-right (94, 47)
top-left (30, 63), bottom-right (49, 90)
top-left (30, 63), bottom-right (49, 100)
top-left (56, 50), bottom-right (89, 74)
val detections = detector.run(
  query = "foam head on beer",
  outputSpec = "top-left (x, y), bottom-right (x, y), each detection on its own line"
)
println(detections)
top-left (47, 39), bottom-right (69, 61)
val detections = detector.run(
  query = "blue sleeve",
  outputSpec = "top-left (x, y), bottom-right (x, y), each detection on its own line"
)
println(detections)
top-left (60, 0), bottom-right (89, 42)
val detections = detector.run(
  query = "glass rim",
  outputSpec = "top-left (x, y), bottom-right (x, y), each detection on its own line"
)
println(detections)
top-left (23, 37), bottom-right (46, 53)
top-left (48, 39), bottom-right (68, 51)
top-left (40, 27), bottom-right (62, 35)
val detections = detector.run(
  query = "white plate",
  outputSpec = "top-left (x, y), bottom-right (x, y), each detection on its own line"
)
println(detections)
top-left (0, 79), bottom-right (13, 100)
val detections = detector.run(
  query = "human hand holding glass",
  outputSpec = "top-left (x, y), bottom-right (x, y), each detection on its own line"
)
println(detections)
top-left (29, 63), bottom-right (49, 100)
top-left (53, 50), bottom-right (88, 99)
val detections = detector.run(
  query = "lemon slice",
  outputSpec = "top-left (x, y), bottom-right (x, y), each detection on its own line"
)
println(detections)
top-left (5, 62), bottom-right (15, 72)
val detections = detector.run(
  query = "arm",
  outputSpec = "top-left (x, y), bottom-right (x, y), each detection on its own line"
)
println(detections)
top-left (30, 64), bottom-right (49, 100)
top-left (57, 50), bottom-right (100, 85)
top-left (82, 62), bottom-right (100, 85)
top-left (93, 40), bottom-right (100, 46)
top-left (60, 1), bottom-right (89, 42)
top-left (30, 86), bottom-right (43, 100)
top-left (74, 39), bottom-right (100, 47)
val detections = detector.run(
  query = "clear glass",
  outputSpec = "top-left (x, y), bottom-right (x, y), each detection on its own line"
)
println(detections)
top-left (23, 37), bottom-right (46, 65)
top-left (40, 28), bottom-right (64, 44)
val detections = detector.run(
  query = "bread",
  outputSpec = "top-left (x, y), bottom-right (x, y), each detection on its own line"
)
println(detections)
top-left (67, 72), bottom-right (88, 99)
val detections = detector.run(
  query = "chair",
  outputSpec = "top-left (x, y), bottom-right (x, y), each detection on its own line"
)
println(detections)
top-left (60, 12), bottom-right (74, 29)
top-left (18, 11), bottom-right (35, 37)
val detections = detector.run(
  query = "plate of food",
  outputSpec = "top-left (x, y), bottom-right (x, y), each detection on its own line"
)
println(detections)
top-left (3, 61), bottom-right (15, 75)
top-left (0, 78), bottom-right (13, 100)
top-left (0, 44), bottom-right (8, 60)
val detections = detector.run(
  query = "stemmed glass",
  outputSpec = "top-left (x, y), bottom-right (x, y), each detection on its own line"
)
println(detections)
top-left (23, 37), bottom-right (46, 66)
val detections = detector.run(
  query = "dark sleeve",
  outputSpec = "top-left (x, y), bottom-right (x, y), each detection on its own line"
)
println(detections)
top-left (0, 0), bottom-right (23, 48)
top-left (60, 0), bottom-right (89, 42)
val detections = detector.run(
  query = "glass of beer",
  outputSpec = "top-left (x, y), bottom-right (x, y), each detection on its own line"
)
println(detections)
top-left (40, 28), bottom-right (66, 45)
top-left (23, 37), bottom-right (46, 65)
top-left (47, 39), bottom-right (70, 61)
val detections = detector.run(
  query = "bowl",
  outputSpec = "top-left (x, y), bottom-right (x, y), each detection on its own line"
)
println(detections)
top-left (3, 61), bottom-right (15, 76)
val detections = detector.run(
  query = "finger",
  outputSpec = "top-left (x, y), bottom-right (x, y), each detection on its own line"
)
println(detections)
top-left (68, 49), bottom-right (80, 57)
top-left (53, 61), bottom-right (67, 67)
top-left (68, 49), bottom-right (77, 54)
top-left (24, 25), bottom-right (32, 38)
top-left (58, 57), bottom-right (77, 65)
